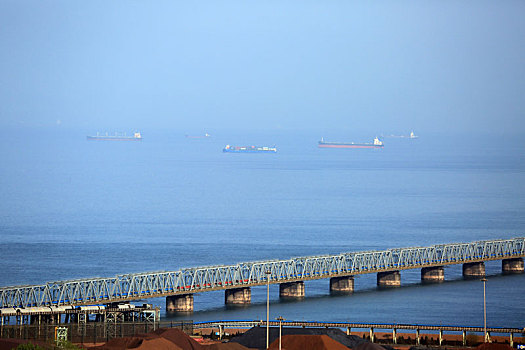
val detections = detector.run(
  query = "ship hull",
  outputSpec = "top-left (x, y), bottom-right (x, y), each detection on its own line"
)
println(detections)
top-left (318, 143), bottom-right (383, 149)
top-left (223, 146), bottom-right (276, 153)
top-left (87, 136), bottom-right (142, 141)
top-left (223, 150), bottom-right (276, 153)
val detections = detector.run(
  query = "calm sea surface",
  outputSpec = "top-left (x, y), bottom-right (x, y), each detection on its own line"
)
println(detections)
top-left (0, 128), bottom-right (524, 327)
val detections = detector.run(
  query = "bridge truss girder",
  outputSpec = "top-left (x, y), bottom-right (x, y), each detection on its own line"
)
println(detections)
top-left (1, 237), bottom-right (523, 308)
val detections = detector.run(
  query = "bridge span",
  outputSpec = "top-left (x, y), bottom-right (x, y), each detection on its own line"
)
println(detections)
top-left (1, 237), bottom-right (523, 312)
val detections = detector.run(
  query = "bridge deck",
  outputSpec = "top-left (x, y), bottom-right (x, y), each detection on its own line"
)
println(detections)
top-left (1, 237), bottom-right (524, 308)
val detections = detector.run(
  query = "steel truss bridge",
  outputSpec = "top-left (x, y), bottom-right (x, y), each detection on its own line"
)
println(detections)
top-left (1, 237), bottom-right (524, 309)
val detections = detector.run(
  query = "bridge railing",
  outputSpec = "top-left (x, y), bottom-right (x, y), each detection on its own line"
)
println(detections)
top-left (1, 237), bottom-right (524, 308)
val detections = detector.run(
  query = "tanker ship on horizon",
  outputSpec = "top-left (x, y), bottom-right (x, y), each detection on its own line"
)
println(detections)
top-left (318, 136), bottom-right (384, 149)
top-left (87, 132), bottom-right (142, 141)
top-left (223, 145), bottom-right (277, 153)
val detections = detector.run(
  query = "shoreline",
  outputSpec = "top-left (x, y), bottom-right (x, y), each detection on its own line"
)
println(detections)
top-left (194, 327), bottom-right (525, 348)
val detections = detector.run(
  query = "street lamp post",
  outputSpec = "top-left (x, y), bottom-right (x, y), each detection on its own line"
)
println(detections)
top-left (481, 278), bottom-right (488, 343)
top-left (276, 316), bottom-right (285, 350)
top-left (266, 270), bottom-right (271, 349)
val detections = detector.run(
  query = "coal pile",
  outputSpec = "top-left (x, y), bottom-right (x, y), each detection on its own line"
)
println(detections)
top-left (229, 326), bottom-right (369, 350)
top-left (268, 334), bottom-right (350, 350)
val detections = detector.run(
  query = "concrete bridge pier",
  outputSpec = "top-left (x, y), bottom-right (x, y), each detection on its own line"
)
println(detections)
top-left (377, 271), bottom-right (400, 287)
top-left (421, 266), bottom-right (444, 283)
top-left (502, 258), bottom-right (524, 274)
top-left (166, 294), bottom-right (193, 312)
top-left (463, 262), bottom-right (485, 278)
top-left (329, 276), bottom-right (354, 294)
top-left (279, 281), bottom-right (305, 299)
top-left (225, 287), bottom-right (251, 305)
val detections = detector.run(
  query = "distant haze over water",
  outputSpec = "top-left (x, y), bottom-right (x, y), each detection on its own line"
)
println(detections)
top-left (1, 0), bottom-right (525, 135)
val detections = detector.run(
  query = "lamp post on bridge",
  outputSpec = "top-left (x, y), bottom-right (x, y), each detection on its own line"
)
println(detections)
top-left (481, 277), bottom-right (489, 343)
top-left (266, 270), bottom-right (271, 349)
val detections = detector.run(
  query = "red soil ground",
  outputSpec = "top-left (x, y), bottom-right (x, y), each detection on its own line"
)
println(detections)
top-left (90, 328), bottom-right (203, 350)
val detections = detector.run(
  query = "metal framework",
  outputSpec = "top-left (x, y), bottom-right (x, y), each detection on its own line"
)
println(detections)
top-left (54, 326), bottom-right (68, 343)
top-left (193, 320), bottom-right (524, 334)
top-left (1, 237), bottom-right (524, 308)
top-left (193, 320), bottom-right (524, 347)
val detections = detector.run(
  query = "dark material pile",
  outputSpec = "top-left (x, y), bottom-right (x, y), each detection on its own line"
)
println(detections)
top-left (268, 334), bottom-right (350, 350)
top-left (0, 339), bottom-right (52, 350)
top-left (354, 342), bottom-right (391, 350)
top-left (476, 343), bottom-right (514, 350)
top-left (229, 326), bottom-right (369, 350)
top-left (204, 343), bottom-right (254, 350)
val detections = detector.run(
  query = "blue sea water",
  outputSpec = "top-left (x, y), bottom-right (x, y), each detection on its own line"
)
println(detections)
top-left (0, 128), bottom-right (524, 328)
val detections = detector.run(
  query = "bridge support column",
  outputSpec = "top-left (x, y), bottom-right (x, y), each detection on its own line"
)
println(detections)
top-left (421, 266), bottom-right (444, 283)
top-left (279, 281), bottom-right (304, 299)
top-left (225, 287), bottom-right (251, 305)
top-left (166, 294), bottom-right (193, 312)
top-left (502, 258), bottom-right (524, 274)
top-left (329, 276), bottom-right (354, 294)
top-left (377, 271), bottom-right (400, 287)
top-left (463, 262), bottom-right (485, 278)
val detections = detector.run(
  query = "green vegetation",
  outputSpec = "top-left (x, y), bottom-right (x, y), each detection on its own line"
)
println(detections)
top-left (14, 340), bottom-right (82, 350)
top-left (56, 341), bottom-right (81, 349)
top-left (15, 343), bottom-right (46, 350)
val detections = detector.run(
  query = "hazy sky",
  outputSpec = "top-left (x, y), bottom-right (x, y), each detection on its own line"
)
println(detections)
top-left (1, 0), bottom-right (524, 133)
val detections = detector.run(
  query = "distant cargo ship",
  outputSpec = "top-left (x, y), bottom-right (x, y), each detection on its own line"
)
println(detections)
top-left (87, 132), bottom-right (142, 141)
top-left (318, 137), bottom-right (384, 149)
top-left (185, 132), bottom-right (211, 139)
top-left (384, 131), bottom-right (418, 139)
top-left (223, 145), bottom-right (277, 153)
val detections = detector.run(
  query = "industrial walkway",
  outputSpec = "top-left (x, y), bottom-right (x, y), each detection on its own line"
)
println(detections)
top-left (194, 320), bottom-right (525, 347)
top-left (1, 237), bottom-right (524, 309)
